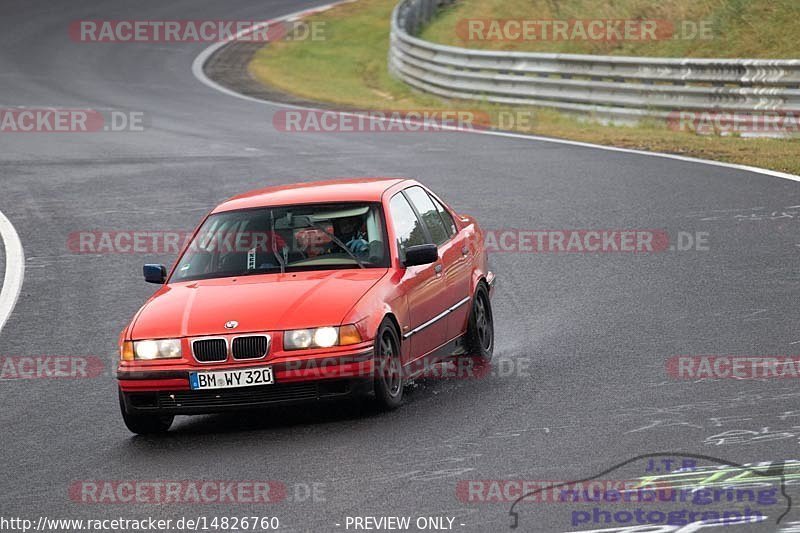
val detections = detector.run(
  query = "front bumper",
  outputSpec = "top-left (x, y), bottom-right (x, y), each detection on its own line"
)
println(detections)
top-left (118, 346), bottom-right (374, 415)
top-left (120, 378), bottom-right (373, 415)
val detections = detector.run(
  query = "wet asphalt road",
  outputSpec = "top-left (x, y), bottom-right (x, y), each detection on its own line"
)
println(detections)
top-left (1, 1), bottom-right (800, 531)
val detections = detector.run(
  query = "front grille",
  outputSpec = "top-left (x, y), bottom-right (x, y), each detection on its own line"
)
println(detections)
top-left (192, 338), bottom-right (227, 362)
top-left (158, 382), bottom-right (323, 408)
top-left (232, 335), bottom-right (269, 360)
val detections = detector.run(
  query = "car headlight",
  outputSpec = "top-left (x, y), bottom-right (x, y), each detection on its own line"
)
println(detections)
top-left (133, 339), bottom-right (182, 360)
top-left (283, 325), bottom-right (362, 350)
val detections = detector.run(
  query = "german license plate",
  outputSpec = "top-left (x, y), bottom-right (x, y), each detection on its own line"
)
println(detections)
top-left (189, 366), bottom-right (274, 390)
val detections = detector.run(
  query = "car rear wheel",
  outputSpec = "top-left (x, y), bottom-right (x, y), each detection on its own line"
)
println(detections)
top-left (372, 318), bottom-right (403, 410)
top-left (118, 389), bottom-right (174, 434)
top-left (465, 284), bottom-right (494, 362)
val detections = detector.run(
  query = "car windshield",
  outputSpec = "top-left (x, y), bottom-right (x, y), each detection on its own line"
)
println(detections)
top-left (171, 202), bottom-right (389, 282)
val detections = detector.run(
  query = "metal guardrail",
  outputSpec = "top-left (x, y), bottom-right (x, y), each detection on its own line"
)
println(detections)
top-left (389, 0), bottom-right (800, 126)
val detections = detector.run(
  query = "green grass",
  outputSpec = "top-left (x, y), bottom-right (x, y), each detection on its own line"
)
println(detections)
top-left (251, 0), bottom-right (431, 109)
top-left (249, 0), bottom-right (800, 175)
top-left (421, 0), bottom-right (800, 58)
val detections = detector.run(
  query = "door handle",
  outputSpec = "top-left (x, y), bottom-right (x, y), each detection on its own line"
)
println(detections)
top-left (434, 263), bottom-right (443, 274)
top-left (461, 246), bottom-right (469, 256)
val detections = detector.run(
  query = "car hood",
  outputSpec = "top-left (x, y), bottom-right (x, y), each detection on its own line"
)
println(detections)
top-left (130, 269), bottom-right (388, 339)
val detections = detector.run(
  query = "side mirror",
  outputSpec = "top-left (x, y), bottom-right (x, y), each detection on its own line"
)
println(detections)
top-left (403, 244), bottom-right (438, 267)
top-left (143, 264), bottom-right (167, 284)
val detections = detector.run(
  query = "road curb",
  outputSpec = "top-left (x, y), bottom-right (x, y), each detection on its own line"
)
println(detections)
top-left (0, 210), bottom-right (24, 336)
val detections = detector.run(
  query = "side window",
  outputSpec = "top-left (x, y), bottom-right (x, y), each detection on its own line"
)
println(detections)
top-left (389, 193), bottom-right (428, 261)
top-left (404, 186), bottom-right (449, 246)
top-left (430, 194), bottom-right (457, 238)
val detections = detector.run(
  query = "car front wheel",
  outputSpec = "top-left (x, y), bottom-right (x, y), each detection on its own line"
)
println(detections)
top-left (372, 318), bottom-right (403, 410)
top-left (465, 283), bottom-right (494, 362)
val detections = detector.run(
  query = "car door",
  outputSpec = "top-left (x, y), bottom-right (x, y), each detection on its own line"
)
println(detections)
top-left (403, 186), bottom-right (472, 340)
top-left (388, 191), bottom-right (448, 363)
top-left (431, 191), bottom-right (473, 337)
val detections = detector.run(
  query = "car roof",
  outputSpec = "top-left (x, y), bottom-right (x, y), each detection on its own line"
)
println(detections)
top-left (213, 177), bottom-right (413, 212)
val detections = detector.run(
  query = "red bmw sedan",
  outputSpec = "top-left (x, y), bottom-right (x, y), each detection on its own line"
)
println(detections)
top-left (117, 178), bottom-right (495, 434)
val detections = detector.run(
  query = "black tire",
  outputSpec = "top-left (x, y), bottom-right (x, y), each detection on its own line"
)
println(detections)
top-left (465, 284), bottom-right (494, 362)
top-left (372, 318), bottom-right (403, 410)
top-left (118, 389), bottom-right (173, 434)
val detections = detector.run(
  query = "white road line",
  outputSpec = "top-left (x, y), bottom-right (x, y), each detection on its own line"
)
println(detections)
top-left (191, 1), bottom-right (800, 184)
top-left (0, 209), bottom-right (24, 335)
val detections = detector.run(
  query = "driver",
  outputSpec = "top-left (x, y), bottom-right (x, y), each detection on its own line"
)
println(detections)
top-left (338, 216), bottom-right (369, 256)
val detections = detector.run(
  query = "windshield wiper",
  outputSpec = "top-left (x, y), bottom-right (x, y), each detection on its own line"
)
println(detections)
top-left (270, 210), bottom-right (286, 274)
top-left (301, 218), bottom-right (366, 269)
top-left (240, 265), bottom-right (282, 276)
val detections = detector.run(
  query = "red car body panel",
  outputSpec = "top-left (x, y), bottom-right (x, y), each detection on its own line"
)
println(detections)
top-left (129, 269), bottom-right (389, 339)
top-left (117, 177), bottom-right (493, 410)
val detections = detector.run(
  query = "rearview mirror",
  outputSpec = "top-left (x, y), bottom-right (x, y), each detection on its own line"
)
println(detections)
top-left (403, 244), bottom-right (438, 267)
top-left (143, 264), bottom-right (167, 284)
